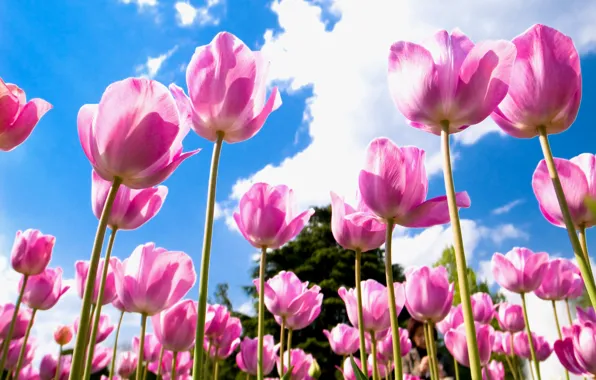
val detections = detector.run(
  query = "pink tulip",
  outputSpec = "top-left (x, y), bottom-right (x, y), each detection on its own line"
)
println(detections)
top-left (112, 296), bottom-right (127, 313)
top-left (21, 267), bottom-right (69, 310)
top-left (276, 288), bottom-right (322, 330)
top-left (500, 331), bottom-right (514, 356)
top-left (6, 337), bottom-right (35, 370)
top-left (330, 191), bottom-right (386, 252)
top-left (322, 323), bottom-right (360, 356)
top-left (152, 299), bottom-right (197, 352)
top-left (367, 354), bottom-right (390, 378)
top-left (377, 327), bottom-right (411, 363)
top-left (534, 258), bottom-right (577, 300)
top-left (205, 316), bottom-right (242, 360)
top-left (91, 170), bottom-right (168, 230)
top-left (10, 229), bottom-right (55, 276)
top-left (533, 154), bottom-right (596, 229)
top-left (0, 78), bottom-right (52, 151)
top-left (445, 323), bottom-right (494, 367)
top-left (482, 360), bottom-right (504, 380)
top-left (19, 364), bottom-right (40, 380)
top-left (491, 331), bottom-right (506, 354)
top-left (75, 258), bottom-right (118, 305)
top-left (388, 29), bottom-right (515, 135)
top-left (513, 331), bottom-right (552, 361)
top-left (148, 350), bottom-right (192, 376)
top-left (53, 325), bottom-right (73, 346)
top-left (234, 183), bottom-right (314, 249)
top-left (358, 138), bottom-right (471, 223)
top-left (567, 271), bottom-right (584, 299)
top-left (470, 292), bottom-right (494, 324)
top-left (436, 305), bottom-right (464, 334)
top-left (554, 322), bottom-right (596, 375)
top-left (491, 247), bottom-right (549, 293)
top-left (342, 357), bottom-right (364, 380)
top-left (339, 279), bottom-right (405, 333)
top-left (40, 353), bottom-right (71, 380)
top-left (236, 335), bottom-right (278, 376)
top-left (169, 32), bottom-right (281, 144)
top-left (496, 302), bottom-right (525, 332)
top-left (132, 334), bottom-right (163, 362)
top-left (491, 24), bottom-right (581, 138)
top-left (78, 78), bottom-right (199, 189)
top-left (276, 349), bottom-right (314, 380)
top-left (405, 266), bottom-right (454, 323)
top-left (112, 242), bottom-right (196, 315)
top-left (91, 345), bottom-right (112, 374)
top-left (404, 376), bottom-right (421, 380)
top-left (204, 304), bottom-right (231, 338)
top-left (117, 351), bottom-right (137, 378)
top-left (576, 307), bottom-right (596, 325)
top-left (74, 314), bottom-right (114, 344)
top-left (0, 303), bottom-right (31, 339)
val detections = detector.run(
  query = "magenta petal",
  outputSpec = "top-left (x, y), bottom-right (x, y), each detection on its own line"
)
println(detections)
top-left (401, 192), bottom-right (471, 228)
top-left (272, 208), bottom-right (315, 249)
top-left (226, 87), bottom-right (282, 143)
top-left (125, 149), bottom-right (200, 189)
top-left (491, 253), bottom-right (521, 293)
top-left (445, 329), bottom-right (470, 367)
top-left (554, 338), bottom-right (587, 375)
top-left (0, 98), bottom-right (52, 151)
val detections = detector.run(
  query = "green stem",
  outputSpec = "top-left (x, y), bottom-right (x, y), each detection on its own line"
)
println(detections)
top-left (156, 346), bottom-right (165, 380)
top-left (551, 301), bottom-right (569, 380)
top-left (54, 346), bottom-right (63, 380)
top-left (578, 225), bottom-right (593, 278)
top-left (257, 246), bottom-right (267, 380)
top-left (193, 132), bottom-right (224, 380)
top-left (370, 333), bottom-right (380, 380)
top-left (213, 359), bottom-right (219, 380)
top-left (13, 308), bottom-right (36, 380)
top-left (287, 330), bottom-right (293, 373)
top-left (511, 334), bottom-right (523, 380)
top-left (202, 340), bottom-right (212, 379)
top-left (136, 315), bottom-right (147, 380)
top-left (354, 249), bottom-right (368, 366)
top-left (454, 358), bottom-right (460, 380)
top-left (279, 319), bottom-right (285, 377)
top-left (0, 275), bottom-right (29, 374)
top-left (440, 124), bottom-right (481, 380)
top-left (427, 323), bottom-right (440, 380)
top-left (520, 293), bottom-right (541, 380)
top-left (142, 364), bottom-right (147, 380)
top-left (70, 178), bottom-right (122, 379)
top-left (171, 352), bottom-right (178, 380)
top-left (83, 228), bottom-right (118, 379)
top-left (383, 220), bottom-right (402, 380)
top-left (504, 355), bottom-right (518, 380)
top-left (423, 323), bottom-right (438, 380)
top-left (108, 311), bottom-right (125, 380)
top-left (537, 126), bottom-right (596, 308)
top-left (565, 299), bottom-right (573, 325)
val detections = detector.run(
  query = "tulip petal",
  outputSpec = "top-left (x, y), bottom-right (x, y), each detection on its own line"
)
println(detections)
top-left (0, 98), bottom-right (52, 151)
top-left (401, 191), bottom-right (471, 228)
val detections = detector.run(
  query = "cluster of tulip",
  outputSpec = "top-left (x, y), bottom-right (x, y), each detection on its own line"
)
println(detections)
top-left (0, 13), bottom-right (595, 380)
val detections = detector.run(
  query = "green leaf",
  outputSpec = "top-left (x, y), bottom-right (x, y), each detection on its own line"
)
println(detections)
top-left (280, 367), bottom-right (294, 380)
top-left (349, 356), bottom-right (369, 380)
top-left (60, 348), bottom-right (74, 356)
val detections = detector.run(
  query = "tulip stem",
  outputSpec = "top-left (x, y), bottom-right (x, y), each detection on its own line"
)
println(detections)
top-left (440, 123), bottom-right (481, 380)
top-left (193, 132), bottom-right (225, 380)
top-left (354, 249), bottom-right (368, 366)
top-left (83, 227), bottom-right (118, 379)
top-left (70, 178), bottom-right (122, 379)
top-left (551, 301), bottom-right (569, 380)
top-left (156, 346), bottom-right (164, 380)
top-left (213, 359), bottom-right (219, 380)
top-left (287, 329), bottom-right (293, 372)
top-left (108, 310), bottom-right (124, 380)
top-left (257, 246), bottom-right (267, 380)
top-left (383, 219), bottom-right (403, 380)
top-left (13, 308), bottom-right (36, 380)
top-left (142, 364), bottom-right (147, 380)
top-left (370, 333), bottom-right (380, 380)
top-left (564, 299), bottom-right (573, 325)
top-left (428, 323), bottom-right (440, 380)
top-left (454, 358), bottom-right (459, 380)
top-left (54, 346), bottom-right (63, 380)
top-left (578, 225), bottom-right (593, 278)
top-left (136, 314), bottom-right (147, 380)
top-left (520, 293), bottom-right (541, 380)
top-left (279, 319), bottom-right (285, 377)
top-left (537, 126), bottom-right (596, 308)
top-left (504, 355), bottom-right (517, 380)
top-left (0, 274), bottom-right (29, 375)
top-left (203, 340), bottom-right (212, 379)
top-left (171, 352), bottom-right (178, 380)
top-left (423, 323), bottom-right (438, 380)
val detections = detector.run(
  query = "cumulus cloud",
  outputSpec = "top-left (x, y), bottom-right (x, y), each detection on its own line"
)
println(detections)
top-left (119, 0), bottom-right (158, 8)
top-left (135, 46), bottom-right (179, 79)
top-left (492, 199), bottom-right (525, 215)
top-left (174, 0), bottom-right (224, 27)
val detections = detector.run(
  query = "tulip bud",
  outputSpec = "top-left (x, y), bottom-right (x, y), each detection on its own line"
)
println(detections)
top-left (53, 325), bottom-right (73, 346)
top-left (308, 358), bottom-right (321, 379)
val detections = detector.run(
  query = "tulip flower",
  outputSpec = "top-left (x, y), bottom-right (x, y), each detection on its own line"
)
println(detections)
top-left (75, 258), bottom-right (117, 306)
top-left (40, 353), bottom-right (71, 380)
top-left (0, 78), bottom-right (52, 151)
top-left (6, 337), bottom-right (35, 371)
top-left (513, 331), bottom-right (552, 361)
top-left (535, 258), bottom-right (577, 301)
top-left (21, 267), bottom-right (69, 310)
top-left (276, 289), bottom-right (322, 331)
top-left (277, 349), bottom-right (314, 380)
top-left (132, 334), bottom-right (163, 363)
top-left (491, 331), bottom-right (506, 354)
top-left (445, 323), bottom-right (494, 367)
top-left (554, 322), bottom-right (596, 375)
top-left (436, 305), bottom-right (464, 334)
top-left (482, 360), bottom-right (504, 380)
top-left (74, 314), bottom-right (114, 344)
top-left (470, 293), bottom-right (494, 324)
top-left (322, 324), bottom-right (360, 356)
top-left (236, 335), bottom-right (278, 376)
top-left (205, 316), bottom-right (242, 360)
top-left (496, 302), bottom-right (525, 332)
top-left (117, 351), bottom-right (137, 379)
top-left (152, 299), bottom-right (197, 352)
top-left (342, 357), bottom-right (364, 380)
top-left (405, 266), bottom-right (454, 323)
top-left (91, 345), bottom-right (112, 374)
top-left (499, 331), bottom-right (514, 356)
top-left (19, 364), bottom-right (40, 380)
top-left (54, 325), bottom-right (73, 346)
top-left (10, 229), bottom-right (55, 276)
top-left (367, 353), bottom-right (390, 378)
top-left (377, 327), bottom-right (412, 362)
top-left (148, 350), bottom-right (192, 377)
top-left (492, 247), bottom-right (549, 294)
top-left (0, 303), bottom-right (31, 340)
top-left (204, 304), bottom-right (231, 338)
top-left (576, 307), bottom-right (596, 325)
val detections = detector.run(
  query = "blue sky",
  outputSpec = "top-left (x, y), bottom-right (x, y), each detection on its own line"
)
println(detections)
top-left (1, 0), bottom-right (596, 374)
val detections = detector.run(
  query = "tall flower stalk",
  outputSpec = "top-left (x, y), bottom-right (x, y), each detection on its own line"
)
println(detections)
top-left (0, 277), bottom-right (28, 374)
top-left (383, 220), bottom-right (402, 380)
top-left (520, 293), bottom-right (541, 380)
top-left (109, 310), bottom-right (125, 380)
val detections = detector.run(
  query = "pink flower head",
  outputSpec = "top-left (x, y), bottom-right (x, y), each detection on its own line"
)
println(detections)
top-left (576, 307), bottom-right (596, 325)
top-left (117, 351), bottom-right (138, 378)
top-left (377, 327), bottom-right (411, 363)
top-left (358, 138), bottom-right (471, 223)
top-left (491, 24), bottom-right (581, 138)
top-left (91, 170), bottom-right (168, 230)
top-left (19, 365), bottom-right (40, 380)
top-left (204, 304), bottom-right (231, 338)
top-left (513, 331), bottom-right (552, 361)
top-left (405, 266), bottom-right (454, 323)
top-left (0, 78), bottom-right (52, 151)
top-left (0, 303), bottom-right (32, 340)
top-left (445, 322), bottom-right (494, 367)
top-left (150, 350), bottom-right (193, 376)
top-left (322, 323), bottom-right (360, 356)
top-left (330, 191), bottom-right (386, 252)
top-left (482, 360), bottom-right (504, 380)
top-left (91, 345), bottom-right (113, 374)
top-left (388, 29), bottom-right (515, 135)
top-left (152, 299), bottom-right (197, 352)
top-left (205, 316), bottom-right (242, 360)
top-left (75, 257), bottom-right (118, 305)
top-left (170, 32), bottom-right (281, 144)
top-left (554, 322), bottom-right (596, 375)
top-left (342, 357), bottom-right (364, 380)
top-left (491, 247), bottom-right (549, 293)
top-left (533, 154), bottom-right (596, 229)
top-left (436, 305), bottom-right (464, 334)
top-left (10, 229), bottom-right (55, 276)
top-left (236, 335), bottom-right (278, 376)
top-left (500, 331), bottom-right (515, 356)
top-left (276, 349), bottom-right (314, 380)
top-left (234, 183), bottom-right (314, 249)
top-left (132, 334), bottom-right (163, 363)
top-left (78, 77), bottom-right (199, 189)
top-left (470, 292), bottom-right (494, 324)
top-left (74, 314), bottom-right (114, 344)
top-left (496, 302), bottom-right (525, 332)
top-left (491, 331), bottom-right (506, 354)
top-left (21, 267), bottom-right (69, 310)
top-left (567, 270), bottom-right (584, 300)
top-left (339, 279), bottom-right (405, 333)
top-left (367, 354), bottom-right (390, 378)
top-left (53, 325), bottom-right (73, 346)
top-left (275, 288), bottom-right (322, 330)
top-left (534, 258), bottom-right (577, 300)
top-left (6, 337), bottom-right (35, 370)
top-left (112, 242), bottom-right (196, 316)
top-left (112, 296), bottom-right (127, 313)
top-left (40, 353), bottom-right (71, 380)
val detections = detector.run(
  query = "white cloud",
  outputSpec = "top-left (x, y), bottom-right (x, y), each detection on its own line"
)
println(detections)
top-left (236, 301), bottom-right (255, 317)
top-left (477, 260), bottom-right (494, 286)
top-left (220, 0), bottom-right (596, 227)
top-left (119, 0), bottom-right (158, 8)
top-left (453, 117), bottom-right (507, 146)
top-left (135, 46), bottom-right (179, 79)
top-left (174, 0), bottom-right (223, 27)
top-left (492, 199), bottom-right (525, 215)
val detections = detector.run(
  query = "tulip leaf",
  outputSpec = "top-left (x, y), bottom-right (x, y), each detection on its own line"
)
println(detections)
top-left (350, 356), bottom-right (369, 380)
top-left (280, 367), bottom-right (294, 380)
top-left (60, 348), bottom-right (74, 356)
top-left (586, 197), bottom-right (596, 217)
